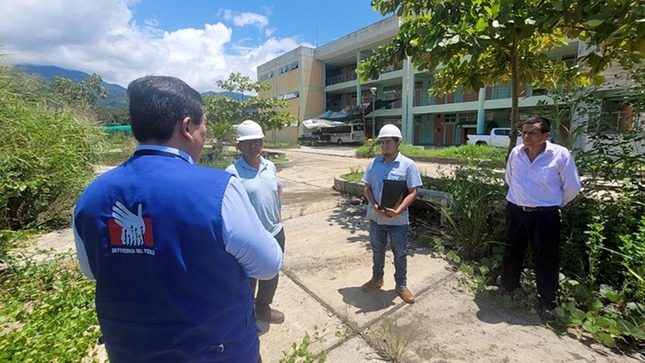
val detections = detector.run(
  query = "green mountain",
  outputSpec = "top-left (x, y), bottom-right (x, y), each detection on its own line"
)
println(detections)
top-left (16, 65), bottom-right (250, 108)
top-left (16, 64), bottom-right (129, 108)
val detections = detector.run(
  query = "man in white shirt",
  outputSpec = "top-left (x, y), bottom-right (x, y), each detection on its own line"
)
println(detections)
top-left (498, 116), bottom-right (581, 322)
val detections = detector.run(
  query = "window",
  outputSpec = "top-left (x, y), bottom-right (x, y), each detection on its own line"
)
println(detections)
top-left (278, 91), bottom-right (299, 100)
top-left (444, 114), bottom-right (457, 123)
top-left (258, 71), bottom-right (273, 81)
top-left (279, 61), bottom-right (299, 74)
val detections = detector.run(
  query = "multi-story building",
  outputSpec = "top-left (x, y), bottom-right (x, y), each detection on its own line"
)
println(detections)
top-left (257, 16), bottom-right (641, 147)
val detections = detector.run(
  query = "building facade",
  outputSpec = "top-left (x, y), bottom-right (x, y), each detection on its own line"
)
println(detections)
top-left (257, 16), bottom-right (641, 147)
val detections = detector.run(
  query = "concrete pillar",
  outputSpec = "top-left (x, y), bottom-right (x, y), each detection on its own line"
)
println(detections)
top-left (402, 57), bottom-right (415, 141)
top-left (476, 87), bottom-right (486, 134)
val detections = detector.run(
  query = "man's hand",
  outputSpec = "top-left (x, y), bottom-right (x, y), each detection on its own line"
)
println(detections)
top-left (383, 207), bottom-right (401, 217)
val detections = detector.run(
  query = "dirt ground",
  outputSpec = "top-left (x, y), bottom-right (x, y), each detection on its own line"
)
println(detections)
top-left (21, 146), bottom-right (644, 362)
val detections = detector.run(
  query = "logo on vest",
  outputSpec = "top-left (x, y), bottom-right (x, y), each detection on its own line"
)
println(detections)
top-left (108, 201), bottom-right (155, 256)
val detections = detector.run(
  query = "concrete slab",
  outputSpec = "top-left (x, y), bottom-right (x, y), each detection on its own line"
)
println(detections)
top-left (258, 270), bottom-right (346, 362)
top-left (323, 336), bottom-right (386, 362)
top-left (282, 204), bottom-right (455, 330)
top-left (364, 278), bottom-right (642, 363)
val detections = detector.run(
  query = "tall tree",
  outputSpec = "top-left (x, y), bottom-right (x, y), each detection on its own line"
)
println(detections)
top-left (358, 0), bottom-right (644, 148)
top-left (50, 73), bottom-right (107, 107)
top-left (203, 72), bottom-right (299, 142)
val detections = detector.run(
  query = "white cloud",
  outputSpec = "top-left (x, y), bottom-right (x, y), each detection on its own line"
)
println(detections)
top-left (0, 1), bottom-right (305, 92)
top-left (231, 12), bottom-right (269, 29)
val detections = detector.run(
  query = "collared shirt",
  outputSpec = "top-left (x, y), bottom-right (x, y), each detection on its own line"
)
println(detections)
top-left (226, 156), bottom-right (283, 236)
top-left (505, 141), bottom-right (582, 207)
top-left (74, 145), bottom-right (282, 280)
top-left (362, 152), bottom-right (423, 225)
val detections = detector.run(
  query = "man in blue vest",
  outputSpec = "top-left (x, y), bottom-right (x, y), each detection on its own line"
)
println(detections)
top-left (73, 75), bottom-right (282, 362)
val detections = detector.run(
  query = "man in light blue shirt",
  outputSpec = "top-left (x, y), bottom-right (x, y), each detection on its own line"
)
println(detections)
top-left (361, 124), bottom-right (422, 304)
top-left (499, 116), bottom-right (581, 322)
top-left (227, 120), bottom-right (286, 324)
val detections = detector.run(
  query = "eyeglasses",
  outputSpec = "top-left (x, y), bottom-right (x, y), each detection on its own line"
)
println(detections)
top-left (239, 139), bottom-right (263, 147)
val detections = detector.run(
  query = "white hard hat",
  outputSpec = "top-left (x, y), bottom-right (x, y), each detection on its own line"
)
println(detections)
top-left (377, 124), bottom-right (402, 140)
top-left (235, 120), bottom-right (264, 141)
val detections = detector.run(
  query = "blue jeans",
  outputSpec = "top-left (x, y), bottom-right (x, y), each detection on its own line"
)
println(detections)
top-left (369, 220), bottom-right (409, 287)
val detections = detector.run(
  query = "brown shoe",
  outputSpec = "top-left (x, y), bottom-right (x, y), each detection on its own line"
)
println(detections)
top-left (255, 308), bottom-right (285, 324)
top-left (396, 286), bottom-right (415, 303)
top-left (361, 278), bottom-right (384, 292)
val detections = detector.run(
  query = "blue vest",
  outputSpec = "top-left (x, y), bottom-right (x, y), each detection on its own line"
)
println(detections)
top-left (74, 150), bottom-right (258, 362)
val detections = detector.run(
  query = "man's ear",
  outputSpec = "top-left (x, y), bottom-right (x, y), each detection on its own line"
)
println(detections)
top-left (180, 117), bottom-right (193, 140)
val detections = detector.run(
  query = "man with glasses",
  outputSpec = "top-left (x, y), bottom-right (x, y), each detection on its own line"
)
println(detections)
top-left (226, 120), bottom-right (286, 324)
top-left (497, 116), bottom-right (581, 322)
top-left (361, 124), bottom-right (422, 304)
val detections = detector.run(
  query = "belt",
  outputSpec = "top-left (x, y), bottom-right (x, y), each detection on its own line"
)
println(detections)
top-left (510, 203), bottom-right (559, 212)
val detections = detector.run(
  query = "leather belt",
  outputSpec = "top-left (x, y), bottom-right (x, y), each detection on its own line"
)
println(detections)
top-left (510, 202), bottom-right (559, 212)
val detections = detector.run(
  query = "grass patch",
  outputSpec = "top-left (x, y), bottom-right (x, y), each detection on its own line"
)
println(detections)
top-left (356, 143), bottom-right (506, 166)
top-left (340, 171), bottom-right (454, 193)
top-left (265, 140), bottom-right (298, 149)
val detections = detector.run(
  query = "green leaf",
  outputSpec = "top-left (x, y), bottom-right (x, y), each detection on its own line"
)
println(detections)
top-left (599, 284), bottom-right (621, 303)
top-left (592, 332), bottom-right (616, 348)
top-left (585, 19), bottom-right (605, 28)
top-left (616, 319), bottom-right (635, 336)
top-left (582, 320), bottom-right (599, 333)
top-left (475, 18), bottom-right (488, 33)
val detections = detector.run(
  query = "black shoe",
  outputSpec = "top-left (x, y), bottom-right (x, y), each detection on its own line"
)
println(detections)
top-left (539, 308), bottom-right (555, 322)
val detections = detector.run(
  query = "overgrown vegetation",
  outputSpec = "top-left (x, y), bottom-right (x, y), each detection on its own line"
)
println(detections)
top-left (426, 129), bottom-right (645, 350)
top-left (355, 143), bottom-right (507, 167)
top-left (0, 66), bottom-right (102, 232)
top-left (0, 254), bottom-right (100, 362)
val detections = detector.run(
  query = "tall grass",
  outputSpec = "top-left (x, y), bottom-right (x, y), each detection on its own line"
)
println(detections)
top-left (0, 66), bottom-right (101, 232)
top-left (355, 143), bottom-right (507, 166)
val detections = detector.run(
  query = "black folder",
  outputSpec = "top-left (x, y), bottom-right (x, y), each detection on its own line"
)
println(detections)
top-left (379, 180), bottom-right (408, 210)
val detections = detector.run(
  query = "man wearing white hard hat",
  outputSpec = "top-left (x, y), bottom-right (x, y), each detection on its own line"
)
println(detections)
top-left (360, 124), bottom-right (422, 304)
top-left (226, 120), bottom-right (286, 324)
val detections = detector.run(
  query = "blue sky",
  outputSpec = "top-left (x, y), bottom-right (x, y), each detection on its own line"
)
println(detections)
top-left (0, 0), bottom-right (388, 92)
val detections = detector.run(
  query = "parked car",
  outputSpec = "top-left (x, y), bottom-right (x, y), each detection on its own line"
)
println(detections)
top-left (298, 131), bottom-right (330, 146)
top-left (467, 128), bottom-right (522, 147)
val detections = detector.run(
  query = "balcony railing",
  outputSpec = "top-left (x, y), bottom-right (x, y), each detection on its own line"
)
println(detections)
top-left (326, 73), bottom-right (358, 86)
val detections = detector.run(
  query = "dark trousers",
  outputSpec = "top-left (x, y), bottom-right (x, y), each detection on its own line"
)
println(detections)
top-left (250, 228), bottom-right (285, 310)
top-left (501, 203), bottom-right (561, 309)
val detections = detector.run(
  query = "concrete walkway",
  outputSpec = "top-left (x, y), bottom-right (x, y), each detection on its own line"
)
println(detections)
top-left (258, 147), bottom-right (641, 362)
top-left (32, 146), bottom-right (642, 362)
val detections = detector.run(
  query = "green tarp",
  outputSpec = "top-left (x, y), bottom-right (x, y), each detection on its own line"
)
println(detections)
top-left (103, 125), bottom-right (132, 132)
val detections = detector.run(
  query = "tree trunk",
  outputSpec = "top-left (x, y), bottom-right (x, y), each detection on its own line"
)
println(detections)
top-left (508, 35), bottom-right (520, 154)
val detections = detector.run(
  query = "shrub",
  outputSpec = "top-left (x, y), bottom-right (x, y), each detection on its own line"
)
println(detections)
top-left (0, 67), bottom-right (101, 232)
top-left (0, 255), bottom-right (100, 362)
top-left (438, 165), bottom-right (507, 260)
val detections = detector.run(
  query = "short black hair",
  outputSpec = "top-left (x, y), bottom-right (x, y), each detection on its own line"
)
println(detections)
top-left (127, 76), bottom-right (203, 143)
top-left (523, 116), bottom-right (551, 133)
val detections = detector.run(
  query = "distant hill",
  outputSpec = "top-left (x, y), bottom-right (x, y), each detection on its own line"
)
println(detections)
top-left (16, 64), bottom-right (129, 108)
top-left (15, 65), bottom-right (250, 108)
